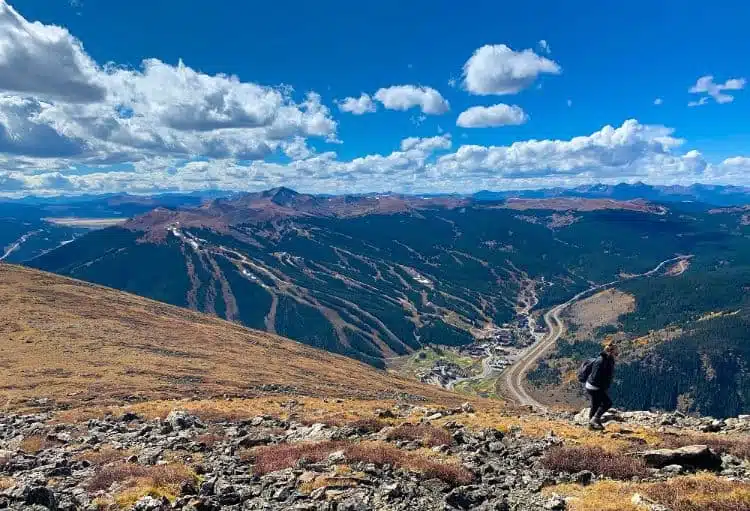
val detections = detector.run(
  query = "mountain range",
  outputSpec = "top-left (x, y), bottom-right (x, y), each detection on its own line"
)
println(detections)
top-left (29, 187), bottom-right (680, 366)
top-left (473, 182), bottom-right (750, 206)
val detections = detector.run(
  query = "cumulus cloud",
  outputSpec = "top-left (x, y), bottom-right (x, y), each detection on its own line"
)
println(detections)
top-left (0, 96), bottom-right (87, 157)
top-left (688, 75), bottom-right (746, 105)
top-left (462, 44), bottom-right (561, 95)
top-left (0, 2), bottom-right (338, 173)
top-left (105, 59), bottom-right (289, 131)
top-left (400, 134), bottom-right (451, 153)
top-left (5, 119), bottom-right (739, 197)
top-left (436, 119), bottom-right (698, 181)
top-left (0, 2), bottom-right (105, 102)
top-left (336, 93), bottom-right (376, 115)
top-left (457, 104), bottom-right (528, 128)
top-left (374, 85), bottom-right (450, 115)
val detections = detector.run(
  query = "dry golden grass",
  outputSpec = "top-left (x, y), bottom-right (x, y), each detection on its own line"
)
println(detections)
top-left (86, 462), bottom-right (196, 509)
top-left (298, 472), bottom-right (364, 494)
top-left (75, 447), bottom-right (135, 466)
top-left (19, 434), bottom-right (59, 454)
top-left (55, 396), bottom-right (424, 425)
top-left (0, 264), bottom-right (464, 412)
top-left (434, 411), bottom-right (662, 452)
top-left (550, 473), bottom-right (750, 511)
top-left (0, 477), bottom-right (15, 491)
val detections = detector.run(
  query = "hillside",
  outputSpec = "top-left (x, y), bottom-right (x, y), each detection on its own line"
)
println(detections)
top-left (0, 263), bottom-right (462, 411)
top-left (528, 227), bottom-right (750, 417)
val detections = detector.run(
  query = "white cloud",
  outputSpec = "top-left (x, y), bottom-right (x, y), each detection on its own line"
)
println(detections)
top-left (654, 98), bottom-right (663, 106)
top-left (374, 85), bottom-right (450, 115)
top-left (462, 44), bottom-right (561, 95)
top-left (0, 96), bottom-right (87, 157)
top-left (337, 93), bottom-right (376, 115)
top-left (0, 2), bottom-right (338, 170)
top-left (0, 2), bottom-right (105, 102)
top-left (6, 118), bottom-right (740, 197)
top-left (437, 119), bottom-right (695, 180)
top-left (688, 75), bottom-right (746, 105)
top-left (456, 104), bottom-right (528, 128)
top-left (538, 40), bottom-right (551, 54)
top-left (400, 134), bottom-right (451, 153)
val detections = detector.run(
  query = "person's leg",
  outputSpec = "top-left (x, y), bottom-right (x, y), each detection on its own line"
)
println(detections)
top-left (588, 390), bottom-right (601, 419)
top-left (600, 392), bottom-right (613, 416)
top-left (593, 391), bottom-right (612, 421)
top-left (588, 390), bottom-right (605, 429)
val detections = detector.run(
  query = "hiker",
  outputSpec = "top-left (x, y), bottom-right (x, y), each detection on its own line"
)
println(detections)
top-left (581, 342), bottom-right (618, 430)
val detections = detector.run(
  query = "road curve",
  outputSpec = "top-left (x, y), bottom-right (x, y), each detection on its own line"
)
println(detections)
top-left (501, 255), bottom-right (691, 411)
top-left (446, 350), bottom-right (494, 390)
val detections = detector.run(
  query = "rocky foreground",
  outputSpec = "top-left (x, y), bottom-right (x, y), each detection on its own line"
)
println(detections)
top-left (0, 403), bottom-right (749, 511)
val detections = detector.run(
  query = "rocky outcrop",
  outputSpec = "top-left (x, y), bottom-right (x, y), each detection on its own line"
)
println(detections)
top-left (636, 445), bottom-right (723, 470)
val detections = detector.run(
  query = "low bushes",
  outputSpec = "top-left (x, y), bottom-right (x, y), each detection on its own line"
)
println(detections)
top-left (542, 445), bottom-right (649, 480)
top-left (385, 423), bottom-right (452, 447)
top-left (86, 462), bottom-right (196, 493)
top-left (76, 447), bottom-right (134, 466)
top-left (250, 440), bottom-right (473, 485)
top-left (348, 418), bottom-right (387, 433)
top-left (252, 441), bottom-right (343, 476)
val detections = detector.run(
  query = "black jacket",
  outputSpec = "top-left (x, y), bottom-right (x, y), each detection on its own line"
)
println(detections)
top-left (587, 352), bottom-right (615, 390)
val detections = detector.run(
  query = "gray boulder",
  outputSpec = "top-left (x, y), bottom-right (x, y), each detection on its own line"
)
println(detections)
top-left (636, 445), bottom-right (722, 470)
top-left (166, 410), bottom-right (205, 431)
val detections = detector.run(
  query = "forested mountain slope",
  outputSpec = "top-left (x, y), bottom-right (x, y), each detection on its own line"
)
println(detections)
top-left (529, 204), bottom-right (750, 416)
top-left (31, 189), bottom-right (709, 367)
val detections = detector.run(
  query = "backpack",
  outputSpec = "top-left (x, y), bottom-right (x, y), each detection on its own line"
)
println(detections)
top-left (577, 357), bottom-right (597, 384)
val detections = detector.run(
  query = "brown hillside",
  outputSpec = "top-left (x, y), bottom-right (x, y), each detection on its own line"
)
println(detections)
top-left (0, 264), bottom-right (462, 411)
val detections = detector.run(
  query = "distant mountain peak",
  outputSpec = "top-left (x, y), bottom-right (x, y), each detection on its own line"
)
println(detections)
top-left (263, 187), bottom-right (301, 206)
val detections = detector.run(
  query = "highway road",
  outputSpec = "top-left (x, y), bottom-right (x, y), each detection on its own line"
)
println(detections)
top-left (501, 255), bottom-right (691, 411)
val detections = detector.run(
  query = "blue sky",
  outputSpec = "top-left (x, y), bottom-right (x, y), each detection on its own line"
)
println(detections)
top-left (0, 0), bottom-right (749, 195)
